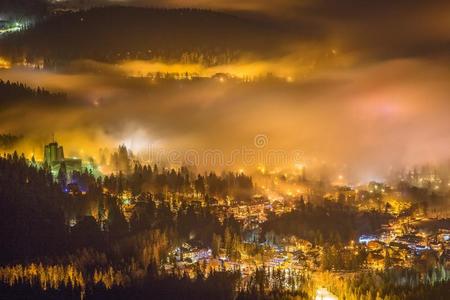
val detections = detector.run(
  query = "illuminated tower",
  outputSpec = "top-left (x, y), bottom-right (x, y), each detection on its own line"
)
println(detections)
top-left (44, 142), bottom-right (65, 164)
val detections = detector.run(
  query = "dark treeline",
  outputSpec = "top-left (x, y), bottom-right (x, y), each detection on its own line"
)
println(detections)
top-left (0, 79), bottom-right (66, 106)
top-left (104, 145), bottom-right (253, 200)
top-left (0, 267), bottom-right (310, 300)
top-left (0, 152), bottom-right (68, 263)
top-left (320, 244), bottom-right (368, 271)
top-left (104, 165), bottom-right (253, 199)
top-left (0, 134), bottom-right (22, 150)
top-left (0, 6), bottom-right (297, 65)
top-left (0, 0), bottom-right (48, 19)
top-left (396, 181), bottom-right (445, 215)
top-left (90, 266), bottom-right (310, 300)
top-left (1, 266), bottom-right (449, 300)
top-left (0, 152), bottom-right (251, 264)
top-left (327, 267), bottom-right (450, 300)
top-left (262, 198), bottom-right (392, 245)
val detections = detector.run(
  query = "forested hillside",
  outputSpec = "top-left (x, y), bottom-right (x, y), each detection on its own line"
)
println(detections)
top-left (0, 7), bottom-right (297, 64)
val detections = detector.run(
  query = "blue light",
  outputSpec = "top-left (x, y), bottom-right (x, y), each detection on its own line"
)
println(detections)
top-left (358, 234), bottom-right (377, 244)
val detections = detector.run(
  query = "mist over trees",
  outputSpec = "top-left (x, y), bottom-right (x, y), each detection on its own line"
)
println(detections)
top-left (0, 79), bottom-right (66, 107)
top-left (0, 134), bottom-right (22, 150)
top-left (0, 2), bottom-right (449, 299)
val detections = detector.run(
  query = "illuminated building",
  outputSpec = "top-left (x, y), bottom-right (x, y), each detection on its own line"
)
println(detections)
top-left (44, 141), bottom-right (82, 176)
top-left (44, 142), bottom-right (64, 165)
top-left (358, 234), bottom-right (378, 244)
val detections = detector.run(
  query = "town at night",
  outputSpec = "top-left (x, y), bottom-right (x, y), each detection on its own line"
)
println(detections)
top-left (0, 1), bottom-right (449, 299)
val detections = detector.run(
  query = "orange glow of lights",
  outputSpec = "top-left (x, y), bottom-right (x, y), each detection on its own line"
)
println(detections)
top-left (0, 57), bottom-right (11, 69)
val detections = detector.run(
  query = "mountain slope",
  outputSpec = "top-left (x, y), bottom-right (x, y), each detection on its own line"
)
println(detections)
top-left (0, 6), bottom-right (298, 64)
